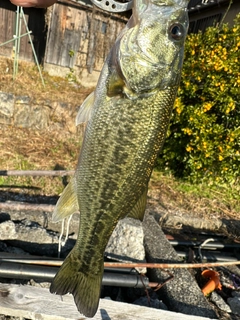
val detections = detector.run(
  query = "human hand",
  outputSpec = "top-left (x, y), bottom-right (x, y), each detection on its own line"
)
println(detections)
top-left (10, 0), bottom-right (57, 7)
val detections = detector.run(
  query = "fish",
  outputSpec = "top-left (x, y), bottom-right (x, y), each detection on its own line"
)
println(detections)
top-left (50, 0), bottom-right (189, 317)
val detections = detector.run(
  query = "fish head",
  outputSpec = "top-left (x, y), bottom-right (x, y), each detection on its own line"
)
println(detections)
top-left (116, 0), bottom-right (189, 94)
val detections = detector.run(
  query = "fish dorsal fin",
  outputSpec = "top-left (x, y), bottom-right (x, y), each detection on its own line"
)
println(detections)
top-left (52, 177), bottom-right (79, 222)
top-left (127, 187), bottom-right (148, 221)
top-left (76, 92), bottom-right (95, 126)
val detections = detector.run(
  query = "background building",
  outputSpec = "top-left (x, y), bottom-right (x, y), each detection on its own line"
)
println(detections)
top-left (188, 0), bottom-right (239, 33)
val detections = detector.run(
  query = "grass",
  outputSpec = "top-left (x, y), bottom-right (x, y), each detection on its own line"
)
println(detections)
top-left (176, 181), bottom-right (240, 214)
top-left (150, 171), bottom-right (240, 220)
top-left (0, 56), bottom-right (92, 104)
top-left (0, 126), bottom-right (80, 197)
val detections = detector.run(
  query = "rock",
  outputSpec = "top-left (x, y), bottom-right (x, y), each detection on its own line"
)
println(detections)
top-left (2, 243), bottom-right (29, 255)
top-left (0, 92), bottom-right (14, 125)
top-left (133, 296), bottom-right (168, 310)
top-left (0, 219), bottom-right (74, 257)
top-left (158, 213), bottom-right (223, 232)
top-left (0, 219), bottom-right (58, 243)
top-left (0, 91), bottom-right (79, 132)
top-left (0, 210), bottom-right (79, 238)
top-left (232, 291), bottom-right (240, 298)
top-left (210, 291), bottom-right (231, 313)
top-left (14, 103), bottom-right (50, 129)
top-left (226, 265), bottom-right (240, 279)
top-left (29, 279), bottom-right (51, 289)
top-left (0, 221), bottom-right (16, 240)
top-left (15, 96), bottom-right (30, 104)
top-left (227, 295), bottom-right (240, 315)
top-left (142, 214), bottom-right (217, 319)
top-left (105, 218), bottom-right (146, 273)
top-left (0, 241), bottom-right (26, 255)
top-left (49, 101), bottom-right (77, 133)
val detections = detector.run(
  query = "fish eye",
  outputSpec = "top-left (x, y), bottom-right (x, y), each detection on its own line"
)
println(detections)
top-left (169, 23), bottom-right (184, 40)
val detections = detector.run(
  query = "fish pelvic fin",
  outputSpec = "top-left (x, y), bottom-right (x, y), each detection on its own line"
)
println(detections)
top-left (52, 177), bottom-right (79, 222)
top-left (50, 250), bottom-right (103, 318)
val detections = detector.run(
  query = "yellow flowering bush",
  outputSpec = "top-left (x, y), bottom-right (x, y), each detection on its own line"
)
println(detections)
top-left (158, 15), bottom-right (240, 183)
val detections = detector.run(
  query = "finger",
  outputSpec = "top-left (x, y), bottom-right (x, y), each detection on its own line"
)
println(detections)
top-left (10, 0), bottom-right (57, 8)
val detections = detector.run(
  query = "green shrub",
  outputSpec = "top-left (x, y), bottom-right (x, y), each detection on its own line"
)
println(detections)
top-left (158, 15), bottom-right (240, 184)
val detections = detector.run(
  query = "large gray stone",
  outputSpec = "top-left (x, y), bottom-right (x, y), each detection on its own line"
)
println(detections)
top-left (0, 219), bottom-right (57, 243)
top-left (143, 214), bottom-right (217, 318)
top-left (0, 219), bottom-right (74, 257)
top-left (0, 92), bottom-right (15, 125)
top-left (210, 291), bottom-right (231, 313)
top-left (0, 221), bottom-right (16, 239)
top-left (0, 91), bottom-right (79, 132)
top-left (14, 104), bottom-right (49, 129)
top-left (0, 210), bottom-right (79, 237)
top-left (105, 218), bottom-right (146, 273)
top-left (228, 295), bottom-right (240, 315)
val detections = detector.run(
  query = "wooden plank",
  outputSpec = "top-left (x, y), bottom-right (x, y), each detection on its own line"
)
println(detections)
top-left (0, 283), bottom-right (217, 320)
top-left (45, 3), bottom-right (82, 67)
top-left (0, 2), bottom-right (16, 57)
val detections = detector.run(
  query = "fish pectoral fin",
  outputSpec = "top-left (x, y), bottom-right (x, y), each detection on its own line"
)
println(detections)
top-left (52, 177), bottom-right (79, 222)
top-left (76, 91), bottom-right (95, 126)
top-left (127, 188), bottom-right (148, 221)
top-left (107, 69), bottom-right (125, 97)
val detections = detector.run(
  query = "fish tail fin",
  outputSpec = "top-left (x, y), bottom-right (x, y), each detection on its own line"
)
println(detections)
top-left (50, 250), bottom-right (103, 317)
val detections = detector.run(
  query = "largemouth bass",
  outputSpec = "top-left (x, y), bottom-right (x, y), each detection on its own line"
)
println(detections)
top-left (50, 0), bottom-right (189, 317)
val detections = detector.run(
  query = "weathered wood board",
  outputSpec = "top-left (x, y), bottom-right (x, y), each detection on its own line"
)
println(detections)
top-left (0, 283), bottom-right (217, 320)
top-left (45, 0), bottom-right (127, 73)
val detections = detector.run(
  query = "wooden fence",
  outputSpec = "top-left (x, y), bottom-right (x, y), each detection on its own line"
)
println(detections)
top-left (0, 0), bottom-right (128, 79)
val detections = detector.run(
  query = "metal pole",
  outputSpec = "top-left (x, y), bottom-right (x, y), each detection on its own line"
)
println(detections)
top-left (16, 6), bottom-right (23, 76)
top-left (20, 7), bottom-right (45, 87)
top-left (0, 262), bottom-right (150, 288)
top-left (0, 170), bottom-right (74, 176)
top-left (13, 6), bottom-right (20, 78)
top-left (0, 32), bottom-right (32, 47)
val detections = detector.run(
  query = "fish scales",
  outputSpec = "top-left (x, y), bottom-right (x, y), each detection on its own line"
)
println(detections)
top-left (76, 87), bottom-right (176, 254)
top-left (50, 0), bottom-right (189, 317)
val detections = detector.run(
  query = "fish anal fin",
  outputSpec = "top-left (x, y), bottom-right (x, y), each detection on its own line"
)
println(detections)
top-left (76, 91), bottom-right (95, 126)
top-left (127, 188), bottom-right (148, 221)
top-left (53, 177), bottom-right (79, 222)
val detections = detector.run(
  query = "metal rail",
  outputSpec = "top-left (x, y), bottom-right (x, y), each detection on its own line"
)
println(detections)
top-left (0, 201), bottom-right (55, 212)
top-left (0, 170), bottom-right (74, 177)
top-left (1, 253), bottom-right (240, 269)
top-left (0, 261), bottom-right (156, 289)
